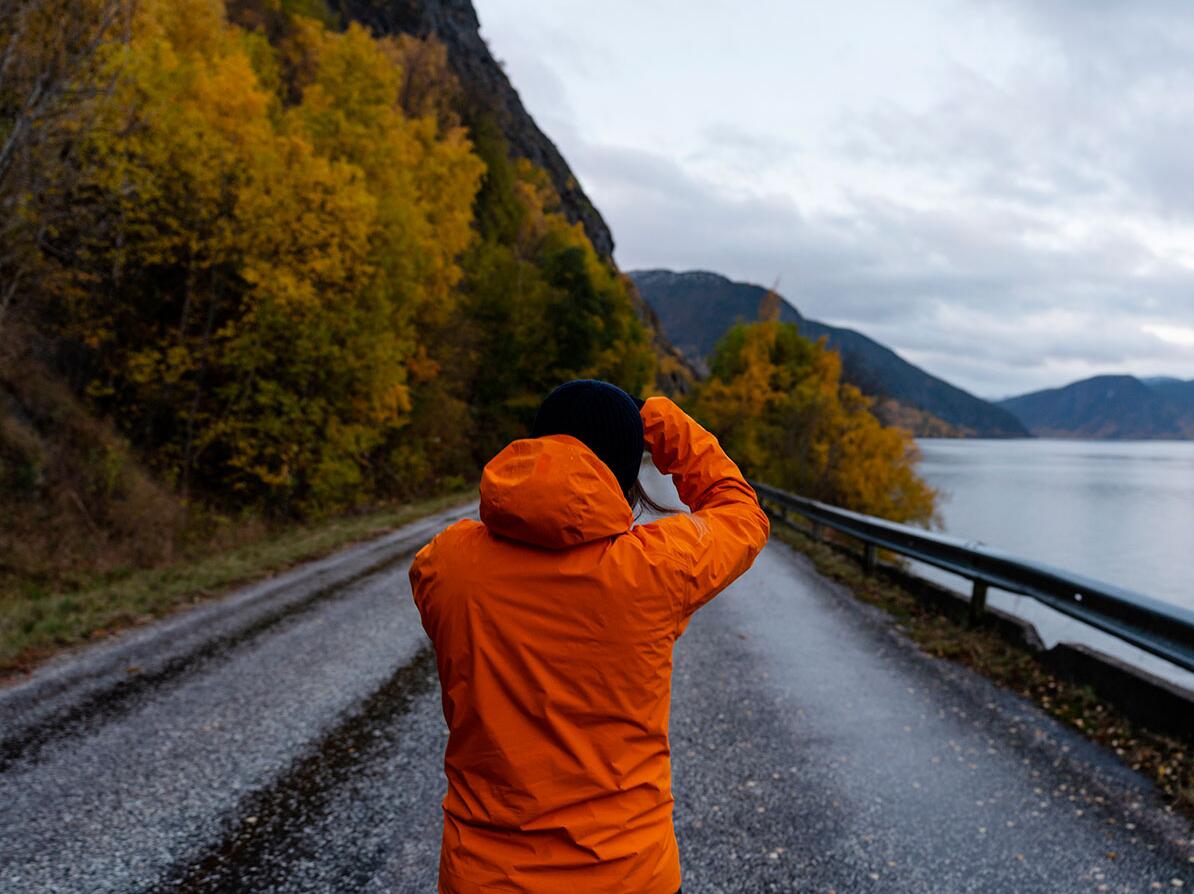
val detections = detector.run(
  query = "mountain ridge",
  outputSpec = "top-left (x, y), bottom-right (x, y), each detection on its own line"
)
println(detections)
top-left (998, 375), bottom-right (1194, 439)
top-left (630, 269), bottom-right (1028, 438)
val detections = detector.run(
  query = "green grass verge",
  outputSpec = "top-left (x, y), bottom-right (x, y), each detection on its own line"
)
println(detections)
top-left (772, 522), bottom-right (1194, 813)
top-left (0, 488), bottom-right (475, 677)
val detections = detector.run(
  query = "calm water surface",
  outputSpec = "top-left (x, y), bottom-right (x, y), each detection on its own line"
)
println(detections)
top-left (917, 439), bottom-right (1194, 611)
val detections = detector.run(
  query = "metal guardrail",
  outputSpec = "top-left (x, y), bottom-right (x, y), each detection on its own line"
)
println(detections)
top-left (750, 480), bottom-right (1194, 675)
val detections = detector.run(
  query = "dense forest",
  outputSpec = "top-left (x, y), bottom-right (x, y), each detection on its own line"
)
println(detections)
top-left (0, 0), bottom-right (934, 631)
top-left (1, 0), bottom-right (658, 571)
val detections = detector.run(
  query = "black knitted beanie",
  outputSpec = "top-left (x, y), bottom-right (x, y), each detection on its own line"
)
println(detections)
top-left (531, 380), bottom-right (644, 495)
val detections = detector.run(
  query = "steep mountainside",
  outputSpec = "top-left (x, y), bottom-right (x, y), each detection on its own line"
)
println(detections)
top-left (630, 269), bottom-right (1028, 438)
top-left (999, 375), bottom-right (1194, 439)
top-left (335, 0), bottom-right (612, 257)
top-left (334, 0), bottom-right (693, 390)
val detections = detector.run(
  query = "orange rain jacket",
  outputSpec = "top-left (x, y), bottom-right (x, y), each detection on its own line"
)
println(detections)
top-left (409, 396), bottom-right (770, 893)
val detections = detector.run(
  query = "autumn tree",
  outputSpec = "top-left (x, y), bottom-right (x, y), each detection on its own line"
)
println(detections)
top-left (689, 321), bottom-right (938, 525)
top-left (0, 0), bottom-right (134, 333)
top-left (45, 0), bottom-right (484, 513)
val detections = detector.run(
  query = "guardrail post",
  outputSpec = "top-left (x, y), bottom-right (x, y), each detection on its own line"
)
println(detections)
top-left (811, 522), bottom-right (823, 543)
top-left (969, 580), bottom-right (989, 625)
top-left (863, 543), bottom-right (877, 574)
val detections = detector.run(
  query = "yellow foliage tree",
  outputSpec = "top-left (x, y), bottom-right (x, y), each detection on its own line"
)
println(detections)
top-left (284, 20), bottom-right (481, 329)
top-left (16, 0), bottom-right (653, 519)
top-left (60, 0), bottom-right (483, 512)
top-left (689, 321), bottom-right (938, 525)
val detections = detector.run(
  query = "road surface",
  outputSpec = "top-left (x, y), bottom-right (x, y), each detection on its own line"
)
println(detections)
top-left (1, 476), bottom-right (1191, 892)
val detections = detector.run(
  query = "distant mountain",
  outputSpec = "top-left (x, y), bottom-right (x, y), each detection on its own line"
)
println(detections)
top-left (1144, 377), bottom-right (1194, 415)
top-left (629, 269), bottom-right (1029, 438)
top-left (999, 375), bottom-right (1194, 439)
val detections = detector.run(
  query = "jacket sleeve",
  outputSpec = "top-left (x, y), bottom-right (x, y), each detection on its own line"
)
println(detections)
top-left (631, 396), bottom-right (770, 623)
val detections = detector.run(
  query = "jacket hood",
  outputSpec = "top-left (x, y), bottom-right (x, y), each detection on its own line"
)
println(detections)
top-left (479, 435), bottom-right (634, 549)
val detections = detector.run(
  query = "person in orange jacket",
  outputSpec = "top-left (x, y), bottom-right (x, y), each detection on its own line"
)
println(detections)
top-left (410, 379), bottom-right (771, 893)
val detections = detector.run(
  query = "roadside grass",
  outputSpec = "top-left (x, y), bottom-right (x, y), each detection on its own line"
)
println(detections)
top-left (0, 488), bottom-right (475, 678)
top-left (772, 523), bottom-right (1194, 813)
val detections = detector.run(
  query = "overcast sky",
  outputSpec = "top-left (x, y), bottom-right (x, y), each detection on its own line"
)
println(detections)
top-left (473, 0), bottom-right (1194, 398)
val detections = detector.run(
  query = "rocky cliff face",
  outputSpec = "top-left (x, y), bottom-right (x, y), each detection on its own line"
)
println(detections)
top-left (335, 0), bottom-right (613, 258)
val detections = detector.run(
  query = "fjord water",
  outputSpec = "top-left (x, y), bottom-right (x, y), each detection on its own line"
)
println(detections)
top-left (913, 438), bottom-right (1194, 690)
top-left (916, 438), bottom-right (1194, 611)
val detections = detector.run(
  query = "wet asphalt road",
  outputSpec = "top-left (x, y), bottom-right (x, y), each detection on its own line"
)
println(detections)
top-left (1, 475), bottom-right (1192, 892)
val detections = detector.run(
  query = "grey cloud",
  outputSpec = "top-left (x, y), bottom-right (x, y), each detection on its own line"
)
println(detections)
top-left (687, 125), bottom-right (803, 173)
top-left (842, 1), bottom-right (1194, 220)
top-left (580, 140), bottom-right (1194, 394)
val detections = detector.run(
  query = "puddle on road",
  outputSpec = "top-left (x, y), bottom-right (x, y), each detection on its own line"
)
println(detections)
top-left (149, 647), bottom-right (437, 893)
